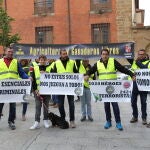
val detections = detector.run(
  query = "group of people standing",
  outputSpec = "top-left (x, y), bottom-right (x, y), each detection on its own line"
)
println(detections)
top-left (0, 46), bottom-right (149, 131)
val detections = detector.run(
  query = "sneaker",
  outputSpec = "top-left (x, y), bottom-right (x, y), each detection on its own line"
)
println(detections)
top-left (30, 121), bottom-right (40, 130)
top-left (130, 117), bottom-right (138, 123)
top-left (22, 115), bottom-right (26, 121)
top-left (104, 121), bottom-right (112, 129)
top-left (142, 119), bottom-right (147, 125)
top-left (116, 122), bottom-right (123, 131)
top-left (8, 122), bottom-right (16, 130)
top-left (43, 120), bottom-right (50, 128)
top-left (146, 123), bottom-right (150, 128)
top-left (80, 116), bottom-right (86, 122)
top-left (88, 116), bottom-right (94, 122)
top-left (70, 121), bottom-right (76, 128)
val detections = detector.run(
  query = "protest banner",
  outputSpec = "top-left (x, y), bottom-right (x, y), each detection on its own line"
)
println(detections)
top-left (39, 73), bottom-right (84, 96)
top-left (135, 69), bottom-right (150, 91)
top-left (12, 42), bottom-right (134, 59)
top-left (0, 79), bottom-right (31, 103)
top-left (89, 80), bottom-right (133, 102)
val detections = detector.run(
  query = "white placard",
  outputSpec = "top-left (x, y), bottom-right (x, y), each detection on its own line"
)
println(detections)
top-left (39, 73), bottom-right (84, 96)
top-left (135, 69), bottom-right (150, 91)
top-left (89, 80), bottom-right (133, 102)
top-left (0, 79), bottom-right (31, 103)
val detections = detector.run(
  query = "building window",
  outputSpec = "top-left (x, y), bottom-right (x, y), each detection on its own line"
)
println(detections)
top-left (90, 0), bottom-right (111, 13)
top-left (91, 23), bottom-right (110, 43)
top-left (35, 26), bottom-right (53, 44)
top-left (34, 0), bottom-right (54, 15)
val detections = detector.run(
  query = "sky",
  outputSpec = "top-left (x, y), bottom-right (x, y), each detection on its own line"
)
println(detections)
top-left (139, 0), bottom-right (150, 26)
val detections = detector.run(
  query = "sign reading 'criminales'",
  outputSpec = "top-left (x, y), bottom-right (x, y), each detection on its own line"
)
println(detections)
top-left (0, 79), bottom-right (31, 103)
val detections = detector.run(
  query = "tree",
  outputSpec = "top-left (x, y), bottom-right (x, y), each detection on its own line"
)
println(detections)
top-left (0, 1), bottom-right (20, 48)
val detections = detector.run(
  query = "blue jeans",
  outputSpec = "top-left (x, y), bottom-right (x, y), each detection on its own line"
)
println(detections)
top-left (58, 95), bottom-right (75, 121)
top-left (131, 82), bottom-right (147, 119)
top-left (104, 102), bottom-right (121, 123)
top-left (80, 87), bottom-right (92, 117)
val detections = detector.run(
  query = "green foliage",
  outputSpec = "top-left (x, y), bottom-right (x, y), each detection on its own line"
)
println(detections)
top-left (0, 5), bottom-right (20, 47)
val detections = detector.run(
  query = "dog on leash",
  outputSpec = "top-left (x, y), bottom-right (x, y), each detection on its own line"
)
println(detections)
top-left (48, 112), bottom-right (69, 129)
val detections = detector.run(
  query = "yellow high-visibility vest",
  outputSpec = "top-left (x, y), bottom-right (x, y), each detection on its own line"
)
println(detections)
top-left (34, 65), bottom-right (51, 90)
top-left (131, 60), bottom-right (149, 72)
top-left (0, 58), bottom-right (18, 79)
top-left (128, 60), bottom-right (149, 80)
top-left (78, 61), bottom-right (94, 88)
top-left (46, 62), bottom-right (54, 73)
top-left (55, 59), bottom-right (75, 73)
top-left (97, 58), bottom-right (117, 80)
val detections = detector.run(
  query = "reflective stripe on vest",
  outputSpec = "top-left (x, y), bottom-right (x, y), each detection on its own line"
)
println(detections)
top-left (97, 58), bottom-right (117, 80)
top-left (0, 58), bottom-right (18, 79)
top-left (55, 59), bottom-right (74, 73)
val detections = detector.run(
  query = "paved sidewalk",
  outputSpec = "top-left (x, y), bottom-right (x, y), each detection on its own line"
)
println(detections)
top-left (0, 94), bottom-right (150, 150)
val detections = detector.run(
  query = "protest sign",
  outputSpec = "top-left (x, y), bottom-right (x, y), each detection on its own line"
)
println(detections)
top-left (39, 73), bottom-right (84, 96)
top-left (0, 79), bottom-right (31, 103)
top-left (89, 80), bottom-right (133, 102)
top-left (135, 69), bottom-right (150, 91)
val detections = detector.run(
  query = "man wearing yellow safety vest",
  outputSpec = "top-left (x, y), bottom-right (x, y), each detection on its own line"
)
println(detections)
top-left (76, 59), bottom-right (95, 122)
top-left (0, 47), bottom-right (30, 130)
top-left (52, 49), bottom-right (78, 128)
top-left (87, 49), bottom-right (135, 131)
top-left (127, 49), bottom-right (149, 125)
top-left (29, 55), bottom-right (52, 130)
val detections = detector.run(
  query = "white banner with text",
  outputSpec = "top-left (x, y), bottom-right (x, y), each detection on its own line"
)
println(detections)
top-left (135, 69), bottom-right (150, 91)
top-left (39, 73), bottom-right (84, 96)
top-left (89, 80), bottom-right (133, 102)
top-left (0, 79), bottom-right (31, 103)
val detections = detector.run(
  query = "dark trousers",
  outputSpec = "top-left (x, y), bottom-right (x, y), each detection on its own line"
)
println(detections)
top-left (58, 95), bottom-right (75, 121)
top-left (104, 102), bottom-right (121, 123)
top-left (131, 82), bottom-right (147, 119)
top-left (0, 103), bottom-right (4, 115)
top-left (22, 102), bottom-right (28, 115)
top-left (8, 103), bottom-right (16, 123)
top-left (0, 103), bottom-right (16, 123)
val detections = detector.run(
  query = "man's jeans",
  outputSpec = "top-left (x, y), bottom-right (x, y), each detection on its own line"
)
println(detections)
top-left (58, 95), bottom-right (75, 121)
top-left (8, 103), bottom-right (16, 123)
top-left (80, 87), bottom-right (92, 117)
top-left (131, 82), bottom-right (147, 119)
top-left (104, 102), bottom-right (121, 123)
top-left (0, 103), bottom-right (16, 123)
